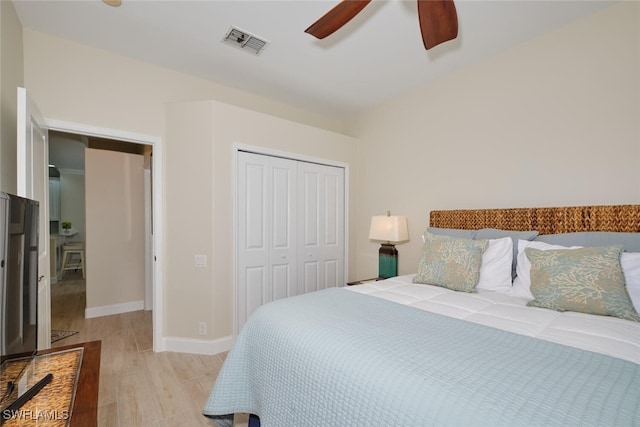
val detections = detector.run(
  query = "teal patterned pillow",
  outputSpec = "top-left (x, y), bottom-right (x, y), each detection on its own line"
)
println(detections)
top-left (525, 246), bottom-right (640, 322)
top-left (413, 232), bottom-right (489, 292)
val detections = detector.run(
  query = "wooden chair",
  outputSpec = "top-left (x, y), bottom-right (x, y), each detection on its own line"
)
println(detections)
top-left (61, 242), bottom-right (85, 279)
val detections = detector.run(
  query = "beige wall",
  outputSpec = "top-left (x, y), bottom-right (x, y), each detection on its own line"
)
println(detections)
top-left (165, 100), bottom-right (357, 340)
top-left (22, 30), bottom-right (346, 137)
top-left (16, 1), bottom-right (638, 348)
top-left (164, 100), bottom-right (215, 340)
top-left (85, 148), bottom-right (145, 312)
top-left (22, 28), bottom-right (355, 343)
top-left (0, 0), bottom-right (23, 192)
top-left (350, 1), bottom-right (640, 278)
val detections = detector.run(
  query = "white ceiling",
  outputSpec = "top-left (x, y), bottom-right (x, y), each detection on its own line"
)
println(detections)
top-left (14, 0), bottom-right (616, 120)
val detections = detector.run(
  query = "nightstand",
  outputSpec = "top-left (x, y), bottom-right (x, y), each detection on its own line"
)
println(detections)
top-left (346, 278), bottom-right (381, 286)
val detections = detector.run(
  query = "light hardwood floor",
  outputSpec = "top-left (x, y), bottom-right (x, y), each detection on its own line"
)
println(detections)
top-left (50, 271), bottom-right (226, 426)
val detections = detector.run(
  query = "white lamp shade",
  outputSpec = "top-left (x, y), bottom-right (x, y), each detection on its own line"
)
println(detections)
top-left (369, 215), bottom-right (409, 243)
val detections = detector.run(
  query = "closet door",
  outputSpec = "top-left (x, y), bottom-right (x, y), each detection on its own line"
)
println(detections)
top-left (237, 152), bottom-right (298, 330)
top-left (297, 162), bottom-right (345, 294)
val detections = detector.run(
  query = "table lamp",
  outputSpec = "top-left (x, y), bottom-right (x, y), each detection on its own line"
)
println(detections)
top-left (369, 212), bottom-right (409, 279)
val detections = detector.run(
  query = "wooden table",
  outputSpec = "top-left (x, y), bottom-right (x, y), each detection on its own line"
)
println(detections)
top-left (38, 341), bottom-right (101, 427)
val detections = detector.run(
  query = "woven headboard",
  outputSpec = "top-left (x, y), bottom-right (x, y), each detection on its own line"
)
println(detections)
top-left (429, 205), bottom-right (640, 235)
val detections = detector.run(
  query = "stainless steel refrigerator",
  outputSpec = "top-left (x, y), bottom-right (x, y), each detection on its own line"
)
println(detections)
top-left (0, 192), bottom-right (39, 362)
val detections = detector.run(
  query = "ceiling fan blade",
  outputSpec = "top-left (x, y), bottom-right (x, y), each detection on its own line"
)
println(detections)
top-left (305, 0), bottom-right (372, 39)
top-left (417, 0), bottom-right (458, 50)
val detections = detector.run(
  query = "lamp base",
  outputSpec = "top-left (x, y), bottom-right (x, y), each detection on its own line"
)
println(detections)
top-left (378, 243), bottom-right (398, 279)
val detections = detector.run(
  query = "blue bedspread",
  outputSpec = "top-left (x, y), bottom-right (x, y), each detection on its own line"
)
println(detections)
top-left (203, 288), bottom-right (640, 426)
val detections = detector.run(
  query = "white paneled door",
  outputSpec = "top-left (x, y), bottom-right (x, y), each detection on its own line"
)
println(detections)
top-left (297, 161), bottom-right (345, 295)
top-left (237, 151), bottom-right (345, 333)
top-left (17, 87), bottom-right (51, 349)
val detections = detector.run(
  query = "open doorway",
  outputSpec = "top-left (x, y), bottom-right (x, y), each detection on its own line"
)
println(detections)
top-left (46, 125), bottom-right (162, 351)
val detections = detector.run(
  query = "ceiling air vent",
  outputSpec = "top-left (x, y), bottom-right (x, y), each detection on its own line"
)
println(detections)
top-left (222, 27), bottom-right (269, 56)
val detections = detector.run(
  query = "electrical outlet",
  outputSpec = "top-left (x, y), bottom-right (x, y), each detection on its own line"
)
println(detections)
top-left (198, 321), bottom-right (207, 336)
top-left (194, 254), bottom-right (207, 268)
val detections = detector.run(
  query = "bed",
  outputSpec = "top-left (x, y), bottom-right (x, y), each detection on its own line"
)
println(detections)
top-left (204, 205), bottom-right (640, 426)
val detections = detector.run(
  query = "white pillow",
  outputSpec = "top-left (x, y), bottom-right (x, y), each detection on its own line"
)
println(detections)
top-left (476, 237), bottom-right (513, 293)
top-left (510, 240), bottom-right (581, 299)
top-left (621, 252), bottom-right (640, 313)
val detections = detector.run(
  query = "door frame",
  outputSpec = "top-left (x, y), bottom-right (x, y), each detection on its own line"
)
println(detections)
top-left (17, 87), bottom-right (51, 349)
top-left (46, 119), bottom-right (165, 352)
top-left (232, 143), bottom-right (350, 338)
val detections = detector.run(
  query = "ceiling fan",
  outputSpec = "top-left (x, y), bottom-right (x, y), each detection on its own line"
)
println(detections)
top-left (305, 0), bottom-right (458, 50)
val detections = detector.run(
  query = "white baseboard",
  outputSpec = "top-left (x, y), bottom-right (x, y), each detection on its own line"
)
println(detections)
top-left (162, 335), bottom-right (233, 355)
top-left (85, 300), bottom-right (144, 319)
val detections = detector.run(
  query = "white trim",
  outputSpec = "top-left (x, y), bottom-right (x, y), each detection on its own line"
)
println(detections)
top-left (47, 119), bottom-right (161, 145)
top-left (43, 118), bottom-right (165, 352)
top-left (232, 148), bottom-right (239, 341)
top-left (234, 143), bottom-right (349, 169)
top-left (232, 143), bottom-right (350, 339)
top-left (163, 335), bottom-right (233, 355)
top-left (85, 299), bottom-right (144, 319)
top-left (151, 138), bottom-right (165, 352)
top-left (57, 168), bottom-right (84, 176)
